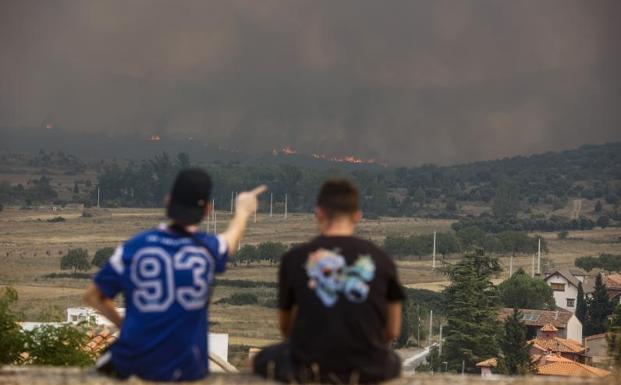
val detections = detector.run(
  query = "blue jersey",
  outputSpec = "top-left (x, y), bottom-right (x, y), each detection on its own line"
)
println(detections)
top-left (94, 225), bottom-right (228, 381)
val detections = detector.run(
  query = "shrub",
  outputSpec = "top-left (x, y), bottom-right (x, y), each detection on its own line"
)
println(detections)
top-left (25, 324), bottom-right (95, 366)
top-left (0, 287), bottom-right (26, 365)
top-left (46, 216), bottom-right (66, 223)
top-left (60, 248), bottom-right (90, 274)
top-left (217, 292), bottom-right (259, 306)
top-left (91, 247), bottom-right (115, 267)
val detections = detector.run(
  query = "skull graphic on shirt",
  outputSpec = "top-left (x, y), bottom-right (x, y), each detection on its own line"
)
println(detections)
top-left (306, 249), bottom-right (375, 307)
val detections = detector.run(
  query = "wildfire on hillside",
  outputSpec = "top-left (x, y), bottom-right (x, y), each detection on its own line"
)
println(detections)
top-left (274, 146), bottom-right (386, 166)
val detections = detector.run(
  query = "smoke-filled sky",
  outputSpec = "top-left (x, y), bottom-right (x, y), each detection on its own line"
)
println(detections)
top-left (1, 1), bottom-right (620, 166)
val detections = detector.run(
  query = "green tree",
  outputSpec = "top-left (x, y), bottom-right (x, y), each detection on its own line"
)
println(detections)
top-left (498, 269), bottom-right (555, 310)
top-left (257, 242), bottom-right (288, 264)
top-left (610, 303), bottom-right (621, 328)
top-left (594, 200), bottom-right (603, 213)
top-left (596, 215), bottom-right (610, 229)
top-left (0, 287), bottom-right (26, 365)
top-left (497, 309), bottom-right (535, 375)
top-left (25, 324), bottom-right (95, 366)
top-left (575, 282), bottom-right (588, 326)
top-left (60, 248), bottom-right (90, 274)
top-left (442, 249), bottom-right (502, 373)
top-left (396, 289), bottom-right (412, 348)
top-left (91, 247), bottom-right (114, 268)
top-left (609, 303), bottom-right (621, 367)
top-left (585, 273), bottom-right (613, 336)
top-left (235, 244), bottom-right (258, 265)
top-left (492, 183), bottom-right (519, 219)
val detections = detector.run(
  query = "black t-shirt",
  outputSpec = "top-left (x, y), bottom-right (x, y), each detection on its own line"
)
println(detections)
top-left (279, 235), bottom-right (405, 377)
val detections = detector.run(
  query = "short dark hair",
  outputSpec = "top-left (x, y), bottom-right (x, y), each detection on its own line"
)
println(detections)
top-left (316, 179), bottom-right (359, 217)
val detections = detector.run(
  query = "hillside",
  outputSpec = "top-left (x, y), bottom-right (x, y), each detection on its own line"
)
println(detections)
top-left (0, 142), bottom-right (619, 222)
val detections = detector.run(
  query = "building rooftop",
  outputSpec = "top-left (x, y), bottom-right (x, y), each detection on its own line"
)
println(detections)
top-left (529, 336), bottom-right (585, 354)
top-left (475, 358), bottom-right (497, 368)
top-left (499, 308), bottom-right (574, 329)
top-left (537, 360), bottom-right (610, 378)
top-left (540, 323), bottom-right (559, 332)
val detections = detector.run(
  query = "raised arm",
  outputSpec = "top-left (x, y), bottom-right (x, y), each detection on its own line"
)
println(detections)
top-left (83, 282), bottom-right (123, 328)
top-left (220, 185), bottom-right (267, 255)
top-left (385, 301), bottom-right (402, 343)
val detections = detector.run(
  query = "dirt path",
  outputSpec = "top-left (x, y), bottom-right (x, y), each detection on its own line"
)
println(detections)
top-left (571, 199), bottom-right (583, 220)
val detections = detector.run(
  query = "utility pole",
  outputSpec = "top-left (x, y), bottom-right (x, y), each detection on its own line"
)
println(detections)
top-left (531, 254), bottom-right (535, 278)
top-left (284, 193), bottom-right (288, 220)
top-left (270, 192), bottom-right (273, 217)
top-left (417, 305), bottom-right (421, 347)
top-left (97, 186), bottom-right (100, 208)
top-left (432, 231), bottom-right (437, 270)
top-left (212, 199), bottom-right (216, 233)
top-left (428, 310), bottom-right (433, 347)
top-left (439, 323), bottom-right (443, 356)
top-left (230, 191), bottom-right (234, 214)
top-left (537, 237), bottom-right (541, 275)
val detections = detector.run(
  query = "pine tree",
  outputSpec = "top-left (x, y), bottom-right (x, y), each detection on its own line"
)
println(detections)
top-left (585, 273), bottom-right (613, 336)
top-left (442, 249), bottom-right (502, 373)
top-left (498, 309), bottom-right (535, 375)
top-left (575, 282), bottom-right (588, 326)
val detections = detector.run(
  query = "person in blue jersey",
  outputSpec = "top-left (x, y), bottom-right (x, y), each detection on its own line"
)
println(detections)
top-left (84, 168), bottom-right (266, 381)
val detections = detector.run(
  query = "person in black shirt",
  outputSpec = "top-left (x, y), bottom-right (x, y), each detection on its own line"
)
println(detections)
top-left (253, 179), bottom-right (405, 384)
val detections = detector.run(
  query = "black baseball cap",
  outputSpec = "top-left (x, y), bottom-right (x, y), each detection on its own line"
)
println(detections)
top-left (166, 168), bottom-right (213, 224)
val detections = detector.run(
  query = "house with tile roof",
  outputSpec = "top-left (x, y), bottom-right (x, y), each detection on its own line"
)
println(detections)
top-left (534, 353), bottom-right (610, 378)
top-left (604, 273), bottom-right (621, 304)
top-left (543, 269), bottom-right (593, 313)
top-left (528, 323), bottom-right (586, 362)
top-left (476, 325), bottom-right (610, 379)
top-left (499, 308), bottom-right (582, 342)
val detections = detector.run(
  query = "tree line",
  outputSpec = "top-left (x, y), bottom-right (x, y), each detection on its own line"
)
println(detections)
top-left (2, 143), bottom-right (619, 221)
top-left (383, 229), bottom-right (546, 258)
top-left (575, 253), bottom-right (621, 273)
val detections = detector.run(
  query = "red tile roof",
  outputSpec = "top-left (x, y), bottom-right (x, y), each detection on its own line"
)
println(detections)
top-left (475, 358), bottom-right (497, 367)
top-left (537, 360), bottom-right (610, 378)
top-left (529, 336), bottom-right (585, 354)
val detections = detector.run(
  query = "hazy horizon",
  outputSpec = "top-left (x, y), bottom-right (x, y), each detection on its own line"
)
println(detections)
top-left (1, 1), bottom-right (620, 166)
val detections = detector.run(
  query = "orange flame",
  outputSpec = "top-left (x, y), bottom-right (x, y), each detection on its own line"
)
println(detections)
top-left (277, 146), bottom-right (386, 166)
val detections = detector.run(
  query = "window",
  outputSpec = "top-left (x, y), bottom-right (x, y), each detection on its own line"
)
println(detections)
top-left (567, 298), bottom-right (575, 307)
top-left (551, 283), bottom-right (565, 291)
top-left (71, 315), bottom-right (78, 322)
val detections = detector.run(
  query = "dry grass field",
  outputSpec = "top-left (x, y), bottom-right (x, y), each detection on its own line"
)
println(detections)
top-left (1, 206), bottom-right (620, 354)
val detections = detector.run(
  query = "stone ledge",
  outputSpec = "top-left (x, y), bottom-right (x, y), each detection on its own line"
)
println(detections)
top-left (0, 367), bottom-right (615, 385)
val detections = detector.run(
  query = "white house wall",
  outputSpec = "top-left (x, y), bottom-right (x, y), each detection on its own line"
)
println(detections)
top-left (546, 274), bottom-right (578, 313)
top-left (565, 315), bottom-right (583, 342)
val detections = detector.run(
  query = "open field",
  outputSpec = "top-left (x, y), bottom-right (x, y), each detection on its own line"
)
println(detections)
top-left (1, 206), bottom-right (621, 351)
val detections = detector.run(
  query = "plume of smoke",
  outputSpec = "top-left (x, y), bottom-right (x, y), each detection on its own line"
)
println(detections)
top-left (0, 0), bottom-right (619, 165)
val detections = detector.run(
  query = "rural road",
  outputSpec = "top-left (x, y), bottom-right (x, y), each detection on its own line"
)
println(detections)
top-left (571, 199), bottom-right (582, 220)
